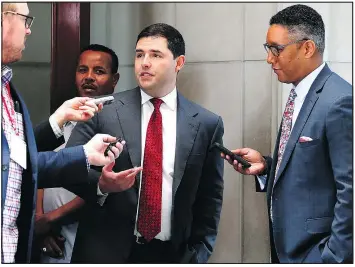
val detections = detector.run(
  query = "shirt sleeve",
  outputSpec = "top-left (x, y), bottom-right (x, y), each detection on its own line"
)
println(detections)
top-left (256, 175), bottom-right (267, 190)
top-left (97, 185), bottom-right (109, 206)
top-left (49, 114), bottom-right (64, 138)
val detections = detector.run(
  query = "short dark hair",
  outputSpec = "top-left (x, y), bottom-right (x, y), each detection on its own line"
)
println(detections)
top-left (270, 4), bottom-right (325, 54)
top-left (136, 23), bottom-right (185, 59)
top-left (80, 44), bottom-right (119, 73)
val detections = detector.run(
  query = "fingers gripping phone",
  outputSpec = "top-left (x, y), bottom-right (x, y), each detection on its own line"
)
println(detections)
top-left (90, 96), bottom-right (114, 106)
top-left (104, 137), bottom-right (123, 157)
top-left (212, 142), bottom-right (251, 168)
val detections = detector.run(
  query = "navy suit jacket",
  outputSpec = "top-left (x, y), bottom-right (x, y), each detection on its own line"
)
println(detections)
top-left (259, 64), bottom-right (352, 263)
top-left (1, 84), bottom-right (90, 263)
top-left (66, 87), bottom-right (224, 263)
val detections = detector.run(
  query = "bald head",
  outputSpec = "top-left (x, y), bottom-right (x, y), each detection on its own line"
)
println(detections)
top-left (2, 3), bottom-right (17, 12)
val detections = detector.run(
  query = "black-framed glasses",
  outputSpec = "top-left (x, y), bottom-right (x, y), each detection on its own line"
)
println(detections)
top-left (263, 38), bottom-right (308, 57)
top-left (3, 11), bottom-right (35, 29)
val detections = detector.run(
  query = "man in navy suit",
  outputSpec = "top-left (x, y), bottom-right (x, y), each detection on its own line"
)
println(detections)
top-left (67, 23), bottom-right (224, 263)
top-left (223, 4), bottom-right (352, 263)
top-left (1, 2), bottom-right (136, 263)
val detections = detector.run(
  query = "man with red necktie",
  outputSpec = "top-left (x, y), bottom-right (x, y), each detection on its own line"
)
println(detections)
top-left (68, 23), bottom-right (225, 263)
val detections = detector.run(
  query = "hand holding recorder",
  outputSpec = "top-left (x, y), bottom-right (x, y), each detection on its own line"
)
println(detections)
top-left (83, 134), bottom-right (124, 166)
top-left (86, 96), bottom-right (115, 106)
top-left (212, 142), bottom-right (251, 168)
top-left (215, 143), bottom-right (267, 176)
top-left (53, 97), bottom-right (103, 128)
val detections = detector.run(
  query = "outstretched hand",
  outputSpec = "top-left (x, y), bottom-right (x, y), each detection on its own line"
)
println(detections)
top-left (99, 162), bottom-right (143, 193)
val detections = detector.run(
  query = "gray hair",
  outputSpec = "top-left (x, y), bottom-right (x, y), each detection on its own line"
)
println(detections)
top-left (270, 4), bottom-right (325, 54)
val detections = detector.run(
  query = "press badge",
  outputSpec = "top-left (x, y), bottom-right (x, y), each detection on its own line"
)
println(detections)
top-left (10, 134), bottom-right (27, 169)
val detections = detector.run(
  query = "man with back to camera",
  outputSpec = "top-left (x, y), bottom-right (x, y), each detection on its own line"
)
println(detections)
top-left (222, 4), bottom-right (352, 263)
top-left (67, 23), bottom-right (225, 263)
top-left (35, 44), bottom-right (122, 263)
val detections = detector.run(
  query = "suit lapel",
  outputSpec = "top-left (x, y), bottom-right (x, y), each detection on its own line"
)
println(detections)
top-left (114, 88), bottom-right (142, 183)
top-left (2, 130), bottom-right (10, 213)
top-left (267, 123), bottom-right (281, 202)
top-left (274, 64), bottom-right (333, 185)
top-left (172, 93), bottom-right (200, 198)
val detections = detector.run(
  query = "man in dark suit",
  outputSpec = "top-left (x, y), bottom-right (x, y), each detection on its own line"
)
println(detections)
top-left (67, 23), bottom-right (225, 263)
top-left (1, 3), bottom-right (128, 263)
top-left (223, 4), bottom-right (352, 263)
top-left (34, 44), bottom-right (121, 263)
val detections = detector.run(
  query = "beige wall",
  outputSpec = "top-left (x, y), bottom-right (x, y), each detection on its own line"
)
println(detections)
top-left (3, 2), bottom-right (350, 263)
top-left (11, 3), bottom-right (52, 127)
top-left (90, 2), bottom-right (352, 263)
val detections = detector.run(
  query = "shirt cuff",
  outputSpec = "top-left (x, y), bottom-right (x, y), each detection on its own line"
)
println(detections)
top-left (97, 184), bottom-right (108, 206)
top-left (82, 146), bottom-right (91, 172)
top-left (256, 175), bottom-right (267, 191)
top-left (49, 114), bottom-right (64, 138)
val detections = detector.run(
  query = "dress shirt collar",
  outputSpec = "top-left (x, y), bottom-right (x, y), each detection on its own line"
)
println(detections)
top-left (140, 87), bottom-right (177, 111)
top-left (293, 62), bottom-right (326, 102)
top-left (2, 65), bottom-right (13, 86)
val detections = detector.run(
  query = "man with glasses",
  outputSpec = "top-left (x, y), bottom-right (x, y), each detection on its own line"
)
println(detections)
top-left (222, 4), bottom-right (352, 263)
top-left (3, 10), bottom-right (34, 28)
top-left (2, 3), bottom-right (33, 64)
top-left (1, 3), bottom-right (137, 263)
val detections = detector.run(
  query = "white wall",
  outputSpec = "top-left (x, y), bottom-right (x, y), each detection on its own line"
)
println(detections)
top-left (90, 3), bottom-right (352, 263)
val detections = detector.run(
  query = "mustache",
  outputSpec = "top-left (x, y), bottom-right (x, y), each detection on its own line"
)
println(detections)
top-left (81, 83), bottom-right (97, 89)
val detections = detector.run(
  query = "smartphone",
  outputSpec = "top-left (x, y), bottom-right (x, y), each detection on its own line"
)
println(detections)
top-left (104, 137), bottom-right (123, 157)
top-left (89, 96), bottom-right (114, 106)
top-left (212, 142), bottom-right (251, 168)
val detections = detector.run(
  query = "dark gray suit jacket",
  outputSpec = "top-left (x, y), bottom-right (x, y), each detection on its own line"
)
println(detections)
top-left (260, 64), bottom-right (352, 263)
top-left (66, 87), bottom-right (224, 263)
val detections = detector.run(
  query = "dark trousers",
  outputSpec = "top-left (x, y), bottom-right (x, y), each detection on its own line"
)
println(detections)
top-left (127, 236), bottom-right (176, 263)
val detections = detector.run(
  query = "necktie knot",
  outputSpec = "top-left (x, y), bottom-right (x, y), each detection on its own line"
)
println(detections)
top-left (289, 88), bottom-right (297, 101)
top-left (150, 98), bottom-right (163, 110)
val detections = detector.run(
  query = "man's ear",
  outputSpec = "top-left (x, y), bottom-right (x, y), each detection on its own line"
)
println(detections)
top-left (304, 40), bottom-right (317, 59)
top-left (112, 72), bottom-right (120, 88)
top-left (175, 55), bottom-right (186, 72)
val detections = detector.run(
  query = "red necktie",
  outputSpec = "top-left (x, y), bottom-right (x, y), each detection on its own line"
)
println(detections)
top-left (137, 98), bottom-right (163, 242)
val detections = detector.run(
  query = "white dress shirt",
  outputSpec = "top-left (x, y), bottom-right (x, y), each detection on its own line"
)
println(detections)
top-left (257, 63), bottom-right (326, 189)
top-left (134, 88), bottom-right (177, 241)
top-left (49, 116), bottom-right (108, 202)
top-left (291, 62), bottom-right (325, 130)
top-left (41, 121), bottom-right (78, 263)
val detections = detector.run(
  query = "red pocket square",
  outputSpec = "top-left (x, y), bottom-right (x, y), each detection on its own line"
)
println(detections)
top-left (299, 136), bottom-right (313, 143)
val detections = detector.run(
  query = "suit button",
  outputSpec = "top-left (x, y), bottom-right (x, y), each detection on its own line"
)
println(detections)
top-left (2, 165), bottom-right (8, 171)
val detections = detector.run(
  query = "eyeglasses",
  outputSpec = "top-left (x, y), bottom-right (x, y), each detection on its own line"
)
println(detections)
top-left (263, 38), bottom-right (308, 57)
top-left (3, 11), bottom-right (35, 29)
